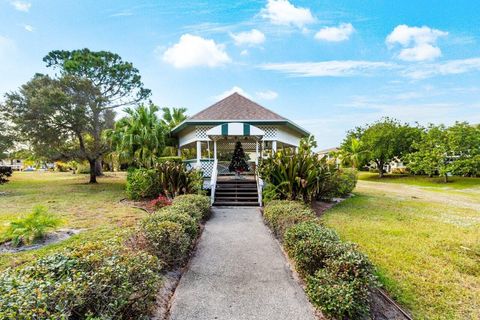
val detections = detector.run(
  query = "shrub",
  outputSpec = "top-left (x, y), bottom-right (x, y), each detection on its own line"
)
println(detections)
top-left (148, 208), bottom-right (198, 240)
top-left (172, 194), bottom-right (211, 220)
top-left (157, 161), bottom-right (203, 197)
top-left (75, 161), bottom-right (90, 174)
top-left (140, 220), bottom-right (191, 267)
top-left (283, 221), bottom-right (340, 277)
top-left (0, 166), bottom-right (12, 184)
top-left (157, 156), bottom-right (183, 163)
top-left (263, 201), bottom-right (315, 239)
top-left (306, 268), bottom-right (371, 320)
top-left (2, 206), bottom-right (61, 246)
top-left (126, 168), bottom-right (161, 200)
top-left (317, 168), bottom-right (358, 200)
top-left (0, 241), bottom-right (162, 320)
top-left (147, 195), bottom-right (172, 211)
top-left (54, 161), bottom-right (72, 172)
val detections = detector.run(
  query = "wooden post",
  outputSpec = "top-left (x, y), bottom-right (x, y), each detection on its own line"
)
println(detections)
top-left (214, 140), bottom-right (217, 161)
top-left (255, 140), bottom-right (259, 165)
top-left (272, 140), bottom-right (277, 152)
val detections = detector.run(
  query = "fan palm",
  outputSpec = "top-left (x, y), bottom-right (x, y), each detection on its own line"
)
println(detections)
top-left (105, 104), bottom-right (165, 168)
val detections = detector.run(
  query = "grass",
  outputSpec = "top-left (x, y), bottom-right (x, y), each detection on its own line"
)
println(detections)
top-left (322, 177), bottom-right (480, 320)
top-left (0, 171), bottom-right (145, 269)
top-left (358, 171), bottom-right (480, 189)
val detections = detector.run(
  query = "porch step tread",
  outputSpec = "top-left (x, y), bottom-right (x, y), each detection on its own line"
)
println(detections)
top-left (213, 202), bottom-right (260, 207)
top-left (215, 197), bottom-right (259, 201)
top-left (215, 192), bottom-right (258, 196)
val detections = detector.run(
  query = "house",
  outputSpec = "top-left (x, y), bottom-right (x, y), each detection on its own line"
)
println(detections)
top-left (171, 92), bottom-right (310, 206)
top-left (0, 158), bottom-right (23, 171)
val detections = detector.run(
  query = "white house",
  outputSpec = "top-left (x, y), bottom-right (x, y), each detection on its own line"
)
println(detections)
top-left (171, 92), bottom-right (309, 206)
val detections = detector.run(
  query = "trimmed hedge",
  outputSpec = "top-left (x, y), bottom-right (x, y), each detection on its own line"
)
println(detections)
top-left (171, 194), bottom-right (211, 220)
top-left (263, 200), bottom-right (376, 319)
top-left (0, 193), bottom-right (212, 319)
top-left (263, 200), bottom-right (315, 239)
top-left (284, 221), bottom-right (340, 276)
top-left (0, 241), bottom-right (161, 319)
top-left (150, 208), bottom-right (198, 240)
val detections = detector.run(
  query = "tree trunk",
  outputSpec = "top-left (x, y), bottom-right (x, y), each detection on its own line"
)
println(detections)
top-left (95, 158), bottom-right (103, 176)
top-left (377, 161), bottom-right (384, 178)
top-left (89, 159), bottom-right (97, 184)
top-left (444, 173), bottom-right (448, 183)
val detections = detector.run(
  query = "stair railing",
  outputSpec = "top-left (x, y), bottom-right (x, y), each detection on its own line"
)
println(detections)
top-left (256, 174), bottom-right (264, 207)
top-left (210, 159), bottom-right (218, 205)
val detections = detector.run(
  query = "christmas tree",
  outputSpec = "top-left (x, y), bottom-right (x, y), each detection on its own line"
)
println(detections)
top-left (229, 141), bottom-right (249, 174)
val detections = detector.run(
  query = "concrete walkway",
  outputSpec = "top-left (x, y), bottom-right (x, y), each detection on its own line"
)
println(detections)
top-left (169, 207), bottom-right (317, 320)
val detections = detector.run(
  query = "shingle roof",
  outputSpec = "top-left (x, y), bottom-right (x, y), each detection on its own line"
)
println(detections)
top-left (189, 92), bottom-right (286, 121)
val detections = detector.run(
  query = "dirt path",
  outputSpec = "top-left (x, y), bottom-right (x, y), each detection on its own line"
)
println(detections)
top-left (357, 180), bottom-right (480, 211)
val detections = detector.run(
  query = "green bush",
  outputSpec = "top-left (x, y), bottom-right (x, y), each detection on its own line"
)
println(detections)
top-left (141, 220), bottom-right (191, 267)
top-left (126, 168), bottom-right (161, 200)
top-left (0, 241), bottom-right (161, 320)
top-left (75, 161), bottom-right (90, 174)
top-left (2, 206), bottom-right (61, 246)
top-left (0, 166), bottom-right (12, 184)
top-left (263, 201), bottom-right (315, 239)
top-left (317, 168), bottom-right (358, 200)
top-left (172, 194), bottom-right (211, 220)
top-left (306, 268), bottom-right (371, 320)
top-left (283, 221), bottom-right (340, 277)
top-left (149, 208), bottom-right (198, 240)
top-left (157, 161), bottom-right (203, 197)
top-left (157, 156), bottom-right (183, 163)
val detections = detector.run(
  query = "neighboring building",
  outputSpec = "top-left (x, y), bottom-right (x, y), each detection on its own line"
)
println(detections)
top-left (170, 92), bottom-right (310, 206)
top-left (0, 158), bottom-right (23, 171)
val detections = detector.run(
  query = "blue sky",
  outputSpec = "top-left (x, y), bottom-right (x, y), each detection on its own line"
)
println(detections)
top-left (1, 0), bottom-right (480, 148)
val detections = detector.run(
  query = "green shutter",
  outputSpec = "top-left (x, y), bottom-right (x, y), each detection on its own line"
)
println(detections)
top-left (243, 123), bottom-right (250, 136)
top-left (221, 123), bottom-right (228, 136)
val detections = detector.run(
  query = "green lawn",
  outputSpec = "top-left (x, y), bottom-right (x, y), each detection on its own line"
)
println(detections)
top-left (0, 171), bottom-right (145, 269)
top-left (323, 177), bottom-right (480, 320)
top-left (359, 171), bottom-right (480, 189)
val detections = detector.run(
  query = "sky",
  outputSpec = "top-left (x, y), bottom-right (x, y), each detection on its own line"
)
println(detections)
top-left (1, 0), bottom-right (480, 149)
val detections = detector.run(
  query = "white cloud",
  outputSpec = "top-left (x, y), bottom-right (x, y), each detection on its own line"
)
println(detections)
top-left (386, 25), bottom-right (448, 61)
top-left (24, 24), bottom-right (34, 32)
top-left (240, 49), bottom-right (249, 56)
top-left (403, 57), bottom-right (480, 79)
top-left (161, 34), bottom-right (231, 68)
top-left (261, 60), bottom-right (395, 77)
top-left (315, 23), bottom-right (355, 42)
top-left (260, 0), bottom-right (315, 29)
top-left (256, 90), bottom-right (278, 100)
top-left (230, 29), bottom-right (265, 46)
top-left (10, 1), bottom-right (31, 12)
top-left (214, 86), bottom-right (251, 100)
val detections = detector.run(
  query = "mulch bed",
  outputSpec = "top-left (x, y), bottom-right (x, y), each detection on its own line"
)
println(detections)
top-left (0, 229), bottom-right (81, 253)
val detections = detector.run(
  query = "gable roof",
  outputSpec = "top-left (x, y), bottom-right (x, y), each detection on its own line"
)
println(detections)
top-left (171, 92), bottom-right (309, 136)
top-left (189, 92), bottom-right (286, 121)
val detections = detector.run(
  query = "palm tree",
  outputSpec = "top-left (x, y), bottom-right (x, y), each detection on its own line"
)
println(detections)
top-left (105, 104), bottom-right (165, 168)
top-left (161, 107), bottom-right (187, 130)
top-left (340, 138), bottom-right (364, 169)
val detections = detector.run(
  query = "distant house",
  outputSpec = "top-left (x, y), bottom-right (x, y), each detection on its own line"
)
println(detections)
top-left (0, 158), bottom-right (23, 171)
top-left (318, 147), bottom-right (339, 160)
top-left (170, 92), bottom-right (310, 206)
top-left (368, 157), bottom-right (407, 174)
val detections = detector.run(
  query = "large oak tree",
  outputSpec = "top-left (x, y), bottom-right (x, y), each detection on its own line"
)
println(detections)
top-left (2, 49), bottom-right (150, 183)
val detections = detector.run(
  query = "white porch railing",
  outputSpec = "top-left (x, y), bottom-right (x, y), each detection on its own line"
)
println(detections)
top-left (210, 159), bottom-right (218, 205)
top-left (256, 175), bottom-right (264, 207)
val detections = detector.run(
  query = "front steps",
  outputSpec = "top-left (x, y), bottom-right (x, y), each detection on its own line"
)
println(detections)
top-left (213, 177), bottom-right (259, 207)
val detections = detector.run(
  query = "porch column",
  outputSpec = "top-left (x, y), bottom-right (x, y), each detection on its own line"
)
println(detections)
top-left (255, 140), bottom-right (259, 165)
top-left (214, 140), bottom-right (217, 161)
top-left (177, 146), bottom-right (181, 157)
top-left (196, 141), bottom-right (201, 168)
top-left (272, 140), bottom-right (277, 153)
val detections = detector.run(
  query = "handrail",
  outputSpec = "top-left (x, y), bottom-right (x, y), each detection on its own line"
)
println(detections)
top-left (256, 174), bottom-right (264, 207)
top-left (210, 159), bottom-right (218, 205)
